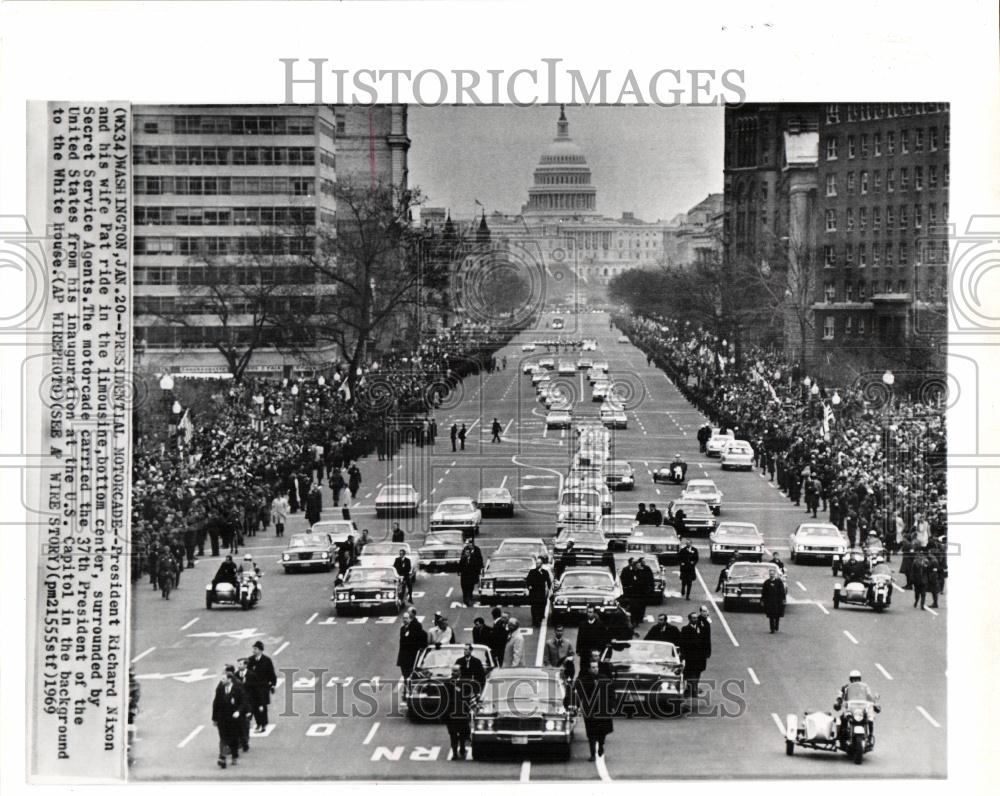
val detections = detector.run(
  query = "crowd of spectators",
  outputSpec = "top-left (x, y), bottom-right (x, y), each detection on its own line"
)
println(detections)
top-left (130, 325), bottom-right (518, 586)
top-left (615, 314), bottom-right (948, 579)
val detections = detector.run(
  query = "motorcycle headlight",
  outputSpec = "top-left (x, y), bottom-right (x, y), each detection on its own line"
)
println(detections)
top-left (282, 553), bottom-right (290, 561)
top-left (853, 709), bottom-right (864, 722)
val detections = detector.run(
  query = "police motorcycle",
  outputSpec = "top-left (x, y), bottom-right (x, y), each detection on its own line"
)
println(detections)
top-left (206, 556), bottom-right (263, 610)
top-left (785, 672), bottom-right (881, 765)
top-left (665, 456), bottom-right (687, 484)
top-left (834, 542), bottom-right (892, 612)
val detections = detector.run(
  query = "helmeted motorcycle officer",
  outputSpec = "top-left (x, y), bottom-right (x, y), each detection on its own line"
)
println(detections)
top-left (212, 555), bottom-right (240, 590)
top-left (834, 670), bottom-right (880, 739)
top-left (840, 550), bottom-right (868, 584)
top-left (670, 454), bottom-right (688, 482)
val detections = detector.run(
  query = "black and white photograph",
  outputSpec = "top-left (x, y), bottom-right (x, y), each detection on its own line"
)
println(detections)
top-left (1, 1), bottom-right (997, 794)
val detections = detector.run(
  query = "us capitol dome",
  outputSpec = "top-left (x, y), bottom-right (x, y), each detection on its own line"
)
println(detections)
top-left (523, 104), bottom-right (599, 217)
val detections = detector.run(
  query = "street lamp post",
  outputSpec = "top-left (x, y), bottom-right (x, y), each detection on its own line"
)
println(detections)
top-left (159, 373), bottom-right (175, 438)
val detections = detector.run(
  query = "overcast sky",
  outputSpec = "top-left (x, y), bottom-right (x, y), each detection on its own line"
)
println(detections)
top-left (409, 104), bottom-right (724, 223)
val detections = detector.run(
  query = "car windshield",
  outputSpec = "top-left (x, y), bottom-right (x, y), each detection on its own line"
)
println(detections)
top-left (674, 502), bottom-right (711, 516)
top-left (480, 490), bottom-right (509, 500)
top-left (438, 502), bottom-right (473, 514)
top-left (482, 677), bottom-right (563, 706)
top-left (382, 486), bottom-right (413, 496)
top-left (289, 535), bottom-right (326, 548)
top-left (842, 682), bottom-right (874, 702)
top-left (608, 463), bottom-right (631, 474)
top-left (688, 484), bottom-right (717, 494)
top-left (606, 642), bottom-right (679, 664)
top-left (362, 543), bottom-right (402, 556)
top-left (418, 647), bottom-right (490, 669)
top-left (730, 565), bottom-right (774, 579)
top-left (800, 526), bottom-right (837, 536)
top-left (488, 557), bottom-right (534, 573)
top-left (712, 432), bottom-right (734, 439)
top-left (716, 525), bottom-right (757, 538)
top-left (561, 572), bottom-right (613, 589)
top-left (559, 532), bottom-right (605, 546)
top-left (561, 492), bottom-right (600, 508)
top-left (345, 568), bottom-right (394, 584)
top-left (607, 518), bottom-right (633, 531)
top-left (424, 531), bottom-right (463, 546)
top-left (498, 543), bottom-right (544, 556)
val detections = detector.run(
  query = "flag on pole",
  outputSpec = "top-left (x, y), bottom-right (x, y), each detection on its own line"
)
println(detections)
top-left (178, 408), bottom-right (195, 444)
top-left (822, 402), bottom-right (833, 437)
top-left (338, 380), bottom-right (351, 401)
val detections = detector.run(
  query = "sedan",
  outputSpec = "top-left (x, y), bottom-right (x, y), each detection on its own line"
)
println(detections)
top-left (531, 370), bottom-right (552, 386)
top-left (281, 532), bottom-right (337, 573)
top-left (603, 513), bottom-right (639, 544)
top-left (331, 565), bottom-right (404, 615)
top-left (680, 479), bottom-right (723, 514)
top-left (604, 460), bottom-right (635, 490)
top-left (626, 527), bottom-right (682, 565)
top-left (496, 537), bottom-right (551, 562)
top-left (557, 360), bottom-right (577, 375)
top-left (721, 562), bottom-right (786, 610)
top-left (705, 429), bottom-right (736, 457)
top-left (720, 440), bottom-right (755, 470)
top-left (374, 484), bottom-right (419, 518)
top-left (709, 522), bottom-right (765, 563)
top-left (591, 360), bottom-right (609, 372)
top-left (418, 529), bottom-right (466, 570)
top-left (478, 556), bottom-right (537, 605)
top-left (600, 403), bottom-right (628, 429)
top-left (523, 362), bottom-right (541, 375)
top-left (550, 568), bottom-right (622, 618)
top-left (789, 522), bottom-right (848, 564)
top-left (592, 381), bottom-right (612, 401)
top-left (666, 499), bottom-right (717, 535)
top-left (539, 357), bottom-right (555, 370)
top-left (406, 644), bottom-right (496, 721)
top-left (521, 343), bottom-right (537, 352)
top-left (601, 640), bottom-right (685, 711)
top-left (430, 496), bottom-right (482, 536)
top-left (477, 487), bottom-right (515, 518)
top-left (617, 334), bottom-right (630, 344)
top-left (546, 408), bottom-right (573, 429)
top-left (577, 357), bottom-right (594, 370)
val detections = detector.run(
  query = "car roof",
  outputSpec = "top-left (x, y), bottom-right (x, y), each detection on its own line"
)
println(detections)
top-left (687, 479), bottom-right (717, 487)
top-left (499, 537), bottom-right (546, 545)
top-left (486, 667), bottom-right (562, 682)
top-left (717, 522), bottom-right (759, 530)
top-left (438, 496), bottom-right (473, 504)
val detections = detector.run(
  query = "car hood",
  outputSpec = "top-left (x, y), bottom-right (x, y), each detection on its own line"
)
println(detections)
top-left (477, 700), bottom-right (568, 718)
top-left (360, 555), bottom-right (398, 568)
top-left (286, 544), bottom-right (330, 553)
top-left (338, 579), bottom-right (395, 590)
top-left (609, 661), bottom-right (682, 677)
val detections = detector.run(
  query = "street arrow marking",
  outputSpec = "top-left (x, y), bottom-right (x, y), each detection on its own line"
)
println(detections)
top-left (187, 628), bottom-right (264, 641)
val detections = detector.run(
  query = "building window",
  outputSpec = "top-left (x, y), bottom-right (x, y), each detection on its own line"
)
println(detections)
top-left (825, 174), bottom-right (837, 197)
top-left (847, 172), bottom-right (856, 194)
top-left (886, 206), bottom-right (895, 228)
top-left (859, 207), bottom-right (868, 231)
top-left (885, 244), bottom-right (894, 265)
top-left (826, 137), bottom-right (838, 160)
top-left (859, 281), bottom-right (867, 301)
top-left (899, 205), bottom-right (909, 229)
top-left (944, 126), bottom-right (950, 149)
top-left (872, 246), bottom-right (880, 266)
top-left (824, 283), bottom-right (836, 302)
top-left (874, 133), bottom-right (882, 156)
top-left (928, 203), bottom-right (937, 224)
top-left (887, 131), bottom-right (896, 155)
top-left (823, 315), bottom-right (835, 340)
top-left (825, 209), bottom-right (837, 232)
top-left (847, 135), bottom-right (856, 158)
top-left (898, 279), bottom-right (907, 293)
top-left (899, 242), bottom-right (909, 264)
top-left (872, 207), bottom-right (882, 231)
top-left (824, 245), bottom-right (836, 267)
top-left (860, 171), bottom-right (869, 194)
top-left (846, 208), bottom-right (855, 232)
top-left (901, 129), bottom-right (910, 153)
top-left (915, 129), bottom-right (924, 152)
top-left (858, 243), bottom-right (867, 266)
top-left (861, 135), bottom-right (870, 157)
top-left (915, 204), bottom-right (923, 229)
top-left (845, 244), bottom-right (854, 265)
top-left (845, 316), bottom-right (854, 335)
top-left (929, 164), bottom-right (938, 189)
top-left (858, 317), bottom-right (866, 335)
top-left (914, 166), bottom-right (924, 191)
top-left (944, 164), bottom-right (950, 187)
top-left (826, 104), bottom-right (840, 124)
top-left (846, 283), bottom-right (854, 302)
top-left (887, 169), bottom-right (895, 192)
top-left (873, 170), bottom-right (882, 192)
top-left (899, 168), bottom-right (909, 191)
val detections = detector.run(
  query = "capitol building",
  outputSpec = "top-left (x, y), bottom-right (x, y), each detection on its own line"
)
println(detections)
top-left (423, 105), bottom-right (671, 298)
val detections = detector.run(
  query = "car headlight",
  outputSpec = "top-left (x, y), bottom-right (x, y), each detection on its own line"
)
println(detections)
top-left (545, 719), bottom-right (556, 730)
top-left (336, 592), bottom-right (348, 601)
top-left (603, 596), bottom-right (616, 605)
top-left (282, 553), bottom-right (290, 561)
top-left (381, 591), bottom-right (392, 600)
top-left (320, 552), bottom-right (329, 559)
top-left (837, 547), bottom-right (846, 555)
top-left (852, 709), bottom-right (864, 722)
top-left (659, 681), bottom-right (677, 693)
top-left (481, 580), bottom-right (494, 590)
top-left (475, 718), bottom-right (494, 731)
top-left (753, 545), bottom-right (761, 552)
top-left (554, 598), bottom-right (566, 606)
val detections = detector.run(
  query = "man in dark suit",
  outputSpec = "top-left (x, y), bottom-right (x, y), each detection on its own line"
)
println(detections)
top-left (679, 612), bottom-right (708, 697)
top-left (454, 643), bottom-right (487, 690)
top-left (645, 613), bottom-right (681, 645)
top-left (393, 548), bottom-right (413, 602)
top-left (489, 608), bottom-right (509, 666)
top-left (760, 570), bottom-right (787, 633)
top-left (576, 605), bottom-right (609, 671)
top-left (458, 540), bottom-right (484, 607)
top-left (525, 558), bottom-right (552, 627)
top-left (233, 659), bottom-right (253, 751)
top-left (677, 539), bottom-right (699, 600)
top-left (397, 611), bottom-right (428, 680)
top-left (245, 641), bottom-right (277, 732)
top-left (212, 668), bottom-right (250, 768)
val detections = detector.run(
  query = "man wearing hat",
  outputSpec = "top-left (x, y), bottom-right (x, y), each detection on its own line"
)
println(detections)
top-left (245, 641), bottom-right (277, 733)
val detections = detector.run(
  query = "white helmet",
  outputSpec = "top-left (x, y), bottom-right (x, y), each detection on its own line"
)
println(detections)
top-left (849, 670), bottom-right (862, 681)
top-left (243, 554), bottom-right (253, 561)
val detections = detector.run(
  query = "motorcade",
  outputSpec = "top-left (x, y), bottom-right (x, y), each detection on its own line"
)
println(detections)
top-left (281, 531), bottom-right (338, 573)
top-left (358, 542), bottom-right (420, 586)
top-left (680, 479), bottom-right (723, 515)
top-left (833, 561), bottom-right (893, 612)
top-left (721, 561), bottom-right (787, 610)
top-left (789, 523), bottom-right (848, 565)
top-left (709, 522), bottom-right (765, 563)
top-left (604, 460), bottom-right (635, 490)
top-left (478, 556), bottom-right (539, 605)
top-left (666, 499), bottom-right (717, 535)
top-left (550, 568), bottom-right (622, 620)
top-left (626, 527), bottom-right (682, 565)
top-left (430, 496), bottom-right (482, 538)
top-left (785, 681), bottom-right (881, 764)
top-left (705, 428), bottom-right (736, 457)
top-left (546, 408), bottom-right (573, 429)
top-left (601, 640), bottom-right (685, 713)
top-left (600, 403), bottom-right (628, 429)
top-left (205, 571), bottom-right (261, 610)
top-left (331, 565), bottom-right (405, 615)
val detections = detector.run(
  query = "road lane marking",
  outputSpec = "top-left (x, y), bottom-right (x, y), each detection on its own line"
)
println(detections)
top-left (178, 725), bottom-right (204, 748)
top-left (451, 461), bottom-right (456, 466)
top-left (520, 761), bottom-right (531, 782)
top-left (274, 641), bottom-right (290, 656)
top-left (305, 612), bottom-right (318, 625)
top-left (132, 647), bottom-right (156, 663)
top-left (843, 630), bottom-right (859, 644)
top-left (814, 601), bottom-right (830, 615)
top-left (503, 418), bottom-right (515, 436)
top-left (500, 475), bottom-right (508, 488)
top-left (695, 569), bottom-right (739, 647)
top-left (595, 751), bottom-right (612, 781)
top-left (437, 478), bottom-right (444, 484)
top-left (655, 488), bottom-right (661, 495)
top-left (770, 712), bottom-right (786, 735)
top-left (364, 493), bottom-right (372, 499)
top-left (875, 663), bottom-right (894, 680)
top-left (916, 706), bottom-right (941, 728)
top-left (446, 587), bottom-right (453, 598)
top-left (363, 722), bottom-right (380, 745)
top-left (925, 606), bottom-right (939, 616)
top-left (747, 667), bottom-right (760, 685)
top-left (796, 581), bottom-right (807, 592)
top-left (180, 618), bottom-right (199, 631)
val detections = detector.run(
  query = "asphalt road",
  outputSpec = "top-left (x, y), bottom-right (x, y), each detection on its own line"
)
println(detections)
top-left (131, 311), bottom-right (946, 780)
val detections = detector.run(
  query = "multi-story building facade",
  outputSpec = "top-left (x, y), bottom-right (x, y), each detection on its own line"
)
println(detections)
top-left (814, 102), bottom-right (949, 375)
top-left (662, 193), bottom-right (724, 267)
top-left (133, 104), bottom-right (409, 375)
